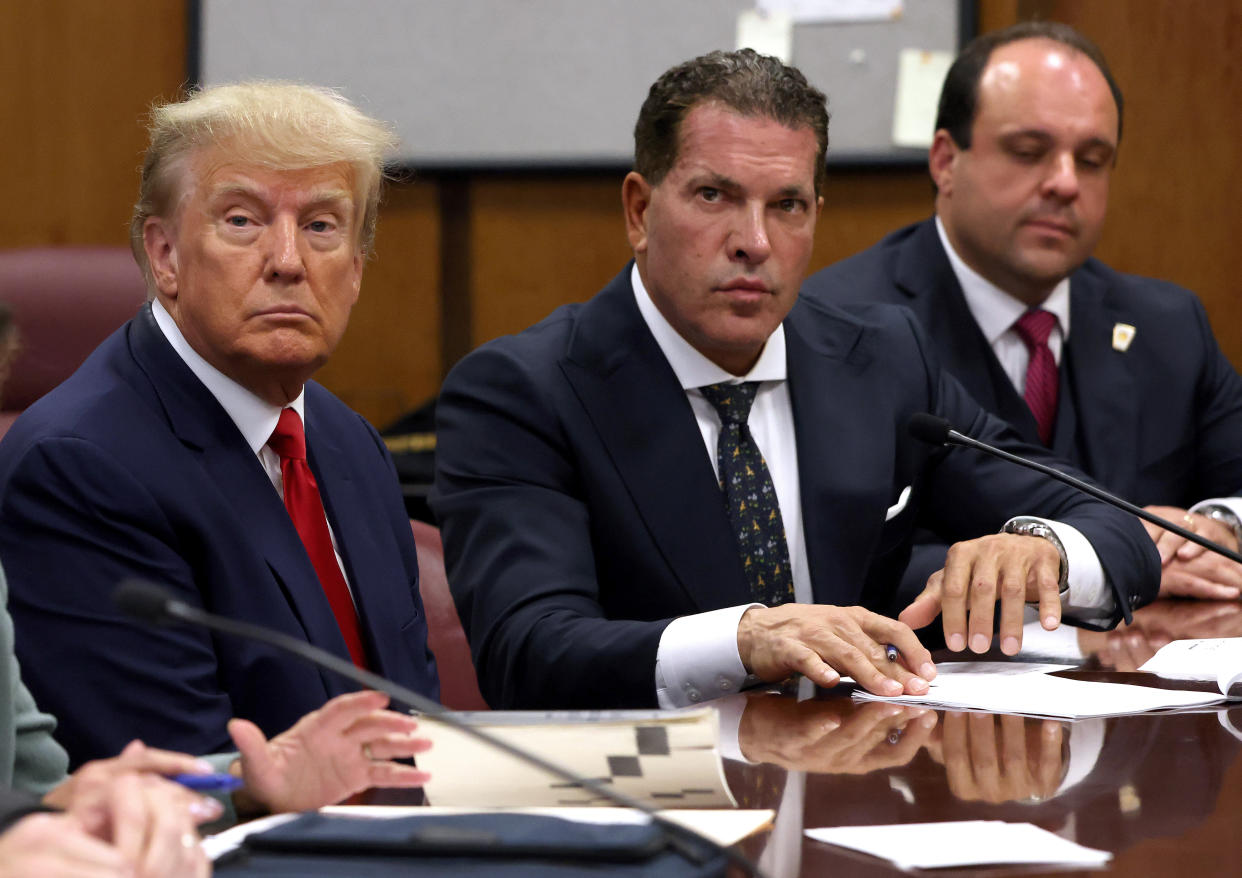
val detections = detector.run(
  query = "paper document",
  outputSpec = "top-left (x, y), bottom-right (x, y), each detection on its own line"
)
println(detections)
top-left (736, 9), bottom-right (793, 62)
top-left (415, 707), bottom-right (736, 808)
top-left (204, 806), bottom-right (774, 862)
top-left (1139, 638), bottom-right (1242, 696)
top-left (806, 820), bottom-right (1111, 869)
top-left (854, 660), bottom-right (1233, 718)
top-left (758, 0), bottom-right (903, 23)
top-left (892, 49), bottom-right (953, 147)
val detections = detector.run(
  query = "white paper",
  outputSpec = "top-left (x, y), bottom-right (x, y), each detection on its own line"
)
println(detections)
top-left (758, 0), bottom-right (903, 24)
top-left (736, 9), bottom-right (794, 62)
top-left (854, 661), bottom-right (1230, 718)
top-left (892, 48), bottom-right (953, 147)
top-left (201, 813), bottom-right (298, 862)
top-left (1139, 638), bottom-right (1242, 696)
top-left (806, 820), bottom-right (1111, 869)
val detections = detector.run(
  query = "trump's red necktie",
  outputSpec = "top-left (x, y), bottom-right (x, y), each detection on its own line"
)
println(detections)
top-left (1014, 309), bottom-right (1059, 446)
top-left (268, 408), bottom-right (369, 668)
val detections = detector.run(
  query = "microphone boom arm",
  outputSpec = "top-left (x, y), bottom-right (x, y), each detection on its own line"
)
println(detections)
top-left (943, 427), bottom-right (1242, 565)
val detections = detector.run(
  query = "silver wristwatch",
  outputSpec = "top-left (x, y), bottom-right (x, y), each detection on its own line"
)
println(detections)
top-left (1196, 504), bottom-right (1242, 551)
top-left (1002, 517), bottom-right (1069, 598)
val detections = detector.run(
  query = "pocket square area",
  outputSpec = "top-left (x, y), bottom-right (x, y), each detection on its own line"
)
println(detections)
top-left (885, 484), bottom-right (912, 521)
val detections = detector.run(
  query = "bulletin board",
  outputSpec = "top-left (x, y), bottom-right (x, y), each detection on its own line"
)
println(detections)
top-left (191, 0), bottom-right (972, 169)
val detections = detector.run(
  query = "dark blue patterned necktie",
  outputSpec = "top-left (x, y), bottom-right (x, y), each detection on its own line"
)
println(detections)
top-left (700, 382), bottom-right (795, 607)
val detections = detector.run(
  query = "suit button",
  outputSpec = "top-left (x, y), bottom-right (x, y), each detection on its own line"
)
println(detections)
top-left (686, 688), bottom-right (701, 702)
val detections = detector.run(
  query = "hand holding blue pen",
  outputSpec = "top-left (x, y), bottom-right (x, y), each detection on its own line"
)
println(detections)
top-left (171, 772), bottom-right (244, 793)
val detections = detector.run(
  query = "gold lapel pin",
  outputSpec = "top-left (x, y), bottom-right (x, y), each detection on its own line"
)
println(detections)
top-left (1112, 323), bottom-right (1136, 352)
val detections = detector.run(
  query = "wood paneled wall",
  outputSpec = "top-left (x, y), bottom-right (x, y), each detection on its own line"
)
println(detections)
top-left (4, 1), bottom-right (1240, 426)
top-left (1018, 0), bottom-right (1242, 364)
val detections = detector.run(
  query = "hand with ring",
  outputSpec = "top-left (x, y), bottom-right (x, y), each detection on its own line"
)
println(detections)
top-left (227, 690), bottom-right (433, 815)
top-left (1142, 505), bottom-right (1242, 599)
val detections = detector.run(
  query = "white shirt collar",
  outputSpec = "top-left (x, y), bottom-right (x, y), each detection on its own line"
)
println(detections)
top-left (934, 215), bottom-right (1071, 344)
top-left (150, 299), bottom-right (305, 454)
top-left (630, 263), bottom-right (787, 389)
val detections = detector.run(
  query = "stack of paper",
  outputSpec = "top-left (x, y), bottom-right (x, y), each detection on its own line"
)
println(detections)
top-left (854, 661), bottom-right (1234, 718)
top-left (1139, 638), bottom-right (1242, 696)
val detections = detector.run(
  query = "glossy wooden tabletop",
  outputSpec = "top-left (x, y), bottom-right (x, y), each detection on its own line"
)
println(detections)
top-left (727, 600), bottom-right (1242, 876)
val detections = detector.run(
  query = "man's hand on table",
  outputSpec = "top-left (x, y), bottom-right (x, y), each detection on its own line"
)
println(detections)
top-left (902, 533), bottom-right (1063, 656)
top-left (737, 604), bottom-right (935, 697)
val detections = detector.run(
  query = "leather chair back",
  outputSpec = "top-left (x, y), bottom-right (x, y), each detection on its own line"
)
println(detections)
top-left (0, 247), bottom-right (146, 419)
top-left (410, 520), bottom-right (489, 710)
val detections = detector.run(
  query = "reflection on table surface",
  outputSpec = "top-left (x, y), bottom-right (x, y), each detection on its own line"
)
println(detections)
top-left (727, 600), bottom-right (1242, 877)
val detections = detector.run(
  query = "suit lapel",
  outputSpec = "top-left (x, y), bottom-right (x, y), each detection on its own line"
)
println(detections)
top-left (1065, 269), bottom-right (1140, 497)
top-left (894, 220), bottom-right (1043, 442)
top-left (128, 308), bottom-right (355, 667)
top-left (559, 270), bottom-right (753, 612)
top-left (785, 299), bottom-right (901, 606)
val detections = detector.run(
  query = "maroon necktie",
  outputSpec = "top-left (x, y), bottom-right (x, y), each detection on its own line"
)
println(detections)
top-left (1013, 309), bottom-right (1059, 446)
top-left (267, 408), bottom-right (369, 668)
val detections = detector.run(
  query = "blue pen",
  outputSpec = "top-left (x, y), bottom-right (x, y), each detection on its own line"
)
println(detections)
top-left (170, 772), bottom-right (244, 793)
top-left (885, 643), bottom-right (900, 663)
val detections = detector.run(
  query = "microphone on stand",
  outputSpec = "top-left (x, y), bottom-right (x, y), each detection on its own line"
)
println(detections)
top-left (907, 413), bottom-right (1242, 566)
top-left (113, 579), bottom-right (761, 878)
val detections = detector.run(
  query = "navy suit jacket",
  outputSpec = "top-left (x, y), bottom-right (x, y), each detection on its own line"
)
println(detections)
top-left (803, 218), bottom-right (1242, 594)
top-left (432, 266), bottom-right (1159, 710)
top-left (0, 306), bottom-right (438, 766)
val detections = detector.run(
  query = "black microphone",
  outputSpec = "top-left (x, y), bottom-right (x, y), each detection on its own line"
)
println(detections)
top-left (907, 413), bottom-right (1242, 565)
top-left (113, 579), bottom-right (761, 877)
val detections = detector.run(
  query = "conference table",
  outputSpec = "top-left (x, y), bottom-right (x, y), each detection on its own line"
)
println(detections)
top-left (317, 599), bottom-right (1241, 876)
top-left (721, 598), bottom-right (1242, 876)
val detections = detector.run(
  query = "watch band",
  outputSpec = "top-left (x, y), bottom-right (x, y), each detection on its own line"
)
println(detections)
top-left (1002, 517), bottom-right (1069, 598)
top-left (1196, 504), bottom-right (1242, 552)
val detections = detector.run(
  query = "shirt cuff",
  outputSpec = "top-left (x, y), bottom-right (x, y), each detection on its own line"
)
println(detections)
top-left (655, 604), bottom-right (761, 709)
top-left (1007, 517), bottom-right (1114, 624)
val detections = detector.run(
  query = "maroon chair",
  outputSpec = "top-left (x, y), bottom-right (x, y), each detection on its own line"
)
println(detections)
top-left (410, 519), bottom-right (489, 710)
top-left (0, 247), bottom-right (147, 436)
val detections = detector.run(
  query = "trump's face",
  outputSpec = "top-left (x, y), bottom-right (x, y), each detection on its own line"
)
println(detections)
top-left (623, 102), bottom-right (822, 376)
top-left (143, 146), bottom-right (365, 405)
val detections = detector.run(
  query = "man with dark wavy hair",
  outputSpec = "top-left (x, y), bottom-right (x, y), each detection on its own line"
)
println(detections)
top-left (433, 49), bottom-right (1158, 710)
top-left (805, 22), bottom-right (1242, 609)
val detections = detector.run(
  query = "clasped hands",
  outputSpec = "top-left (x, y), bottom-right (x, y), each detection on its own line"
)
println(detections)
top-left (9, 690), bottom-right (432, 878)
top-left (1142, 505), bottom-right (1242, 600)
top-left (736, 533), bottom-right (1063, 697)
